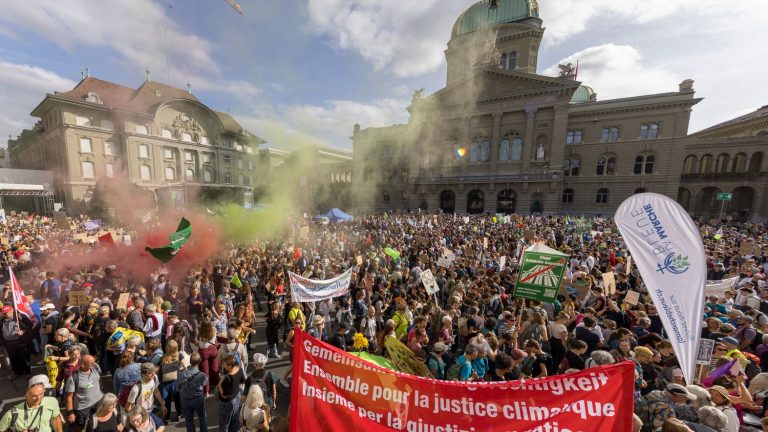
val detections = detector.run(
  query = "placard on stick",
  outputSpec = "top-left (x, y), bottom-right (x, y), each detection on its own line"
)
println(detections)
top-left (116, 293), bottom-right (130, 310)
top-left (69, 291), bottom-right (89, 307)
top-left (696, 339), bottom-right (715, 365)
top-left (624, 290), bottom-right (640, 306)
top-left (602, 272), bottom-right (616, 295)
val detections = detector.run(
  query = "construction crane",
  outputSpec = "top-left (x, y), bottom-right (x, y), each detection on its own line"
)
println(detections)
top-left (223, 0), bottom-right (243, 15)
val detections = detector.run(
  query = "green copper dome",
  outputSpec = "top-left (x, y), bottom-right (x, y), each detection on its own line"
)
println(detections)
top-left (571, 85), bottom-right (597, 104)
top-left (453, 0), bottom-right (540, 36)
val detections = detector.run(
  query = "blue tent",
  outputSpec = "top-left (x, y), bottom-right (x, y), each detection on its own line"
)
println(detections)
top-left (314, 208), bottom-right (354, 222)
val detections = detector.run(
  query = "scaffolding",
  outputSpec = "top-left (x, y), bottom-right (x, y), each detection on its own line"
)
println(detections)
top-left (0, 190), bottom-right (55, 215)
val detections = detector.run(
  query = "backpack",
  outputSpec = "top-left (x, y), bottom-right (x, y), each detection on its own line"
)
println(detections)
top-left (633, 394), bottom-right (654, 432)
top-left (118, 381), bottom-right (139, 408)
top-left (445, 360), bottom-right (470, 381)
top-left (224, 343), bottom-right (243, 368)
top-left (751, 329), bottom-right (765, 353)
top-left (250, 369), bottom-right (270, 401)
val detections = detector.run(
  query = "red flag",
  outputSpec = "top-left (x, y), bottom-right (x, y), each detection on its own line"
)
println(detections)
top-left (10, 267), bottom-right (36, 325)
top-left (98, 233), bottom-right (115, 247)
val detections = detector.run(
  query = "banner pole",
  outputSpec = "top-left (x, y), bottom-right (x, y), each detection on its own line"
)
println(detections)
top-left (10, 268), bottom-right (19, 329)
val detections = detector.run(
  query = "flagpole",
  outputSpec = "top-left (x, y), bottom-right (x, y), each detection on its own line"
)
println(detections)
top-left (9, 267), bottom-right (19, 328)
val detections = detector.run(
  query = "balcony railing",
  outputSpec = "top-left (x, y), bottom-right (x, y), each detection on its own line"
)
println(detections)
top-left (411, 172), bottom-right (561, 184)
top-left (681, 171), bottom-right (767, 180)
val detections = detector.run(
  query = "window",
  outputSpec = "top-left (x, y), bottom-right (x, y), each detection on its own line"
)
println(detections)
top-left (165, 167), bottom-right (175, 181)
top-left (81, 161), bottom-right (95, 179)
top-left (203, 170), bottom-right (212, 183)
top-left (700, 154), bottom-right (714, 174)
top-left (748, 152), bottom-right (763, 172)
top-left (238, 174), bottom-right (244, 185)
top-left (480, 140), bottom-right (490, 162)
top-left (248, 160), bottom-right (254, 170)
top-left (181, 133), bottom-right (192, 142)
top-left (499, 139), bottom-right (510, 161)
top-left (566, 130), bottom-right (582, 145)
top-left (511, 138), bottom-right (523, 161)
top-left (224, 172), bottom-right (232, 184)
top-left (104, 141), bottom-right (114, 156)
top-left (162, 129), bottom-right (173, 139)
top-left (224, 155), bottom-right (232, 166)
top-left (140, 165), bottom-right (151, 181)
top-left (640, 125), bottom-right (648, 140)
top-left (237, 158), bottom-right (243, 169)
top-left (100, 120), bottom-right (114, 131)
top-left (185, 151), bottom-right (194, 162)
top-left (200, 136), bottom-right (208, 145)
top-left (596, 188), bottom-right (608, 204)
top-left (383, 191), bottom-right (391, 203)
top-left (203, 153), bottom-right (212, 164)
top-left (601, 127), bottom-right (619, 142)
top-left (645, 155), bottom-right (655, 174)
top-left (79, 138), bottom-right (93, 153)
top-left (85, 92), bottom-right (102, 104)
top-left (185, 168), bottom-right (195, 181)
top-left (715, 154), bottom-right (729, 173)
top-left (731, 153), bottom-right (747, 173)
top-left (139, 144), bottom-right (149, 159)
top-left (563, 158), bottom-right (580, 176)
top-left (508, 51), bottom-right (517, 70)
top-left (596, 157), bottom-right (615, 175)
top-left (470, 142), bottom-right (479, 162)
top-left (649, 123), bottom-right (658, 139)
top-left (164, 149), bottom-right (174, 160)
top-left (105, 163), bottom-right (114, 178)
top-left (135, 124), bottom-right (148, 135)
top-left (500, 53), bottom-right (507, 69)
top-left (236, 144), bottom-right (243, 152)
top-left (683, 155), bottom-right (697, 174)
top-left (634, 156), bottom-right (644, 174)
top-left (562, 188), bottom-right (574, 203)
top-left (75, 115), bottom-right (91, 127)
top-left (634, 155), bottom-right (655, 174)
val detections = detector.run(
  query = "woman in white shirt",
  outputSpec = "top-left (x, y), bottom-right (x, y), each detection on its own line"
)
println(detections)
top-left (708, 385), bottom-right (739, 432)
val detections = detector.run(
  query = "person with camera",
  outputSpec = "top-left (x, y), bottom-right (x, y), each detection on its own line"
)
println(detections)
top-left (0, 375), bottom-right (63, 432)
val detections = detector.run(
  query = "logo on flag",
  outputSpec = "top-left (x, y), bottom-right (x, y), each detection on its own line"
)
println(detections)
top-left (656, 253), bottom-right (690, 275)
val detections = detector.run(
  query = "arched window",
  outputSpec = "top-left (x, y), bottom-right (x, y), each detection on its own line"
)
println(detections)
top-left (224, 172), bottom-right (232, 184)
top-left (470, 142), bottom-right (480, 162)
top-left (634, 188), bottom-right (647, 194)
top-left (499, 139), bottom-right (510, 161)
top-left (562, 188), bottom-right (574, 203)
top-left (748, 152), bottom-right (763, 172)
top-left (677, 188), bottom-right (691, 210)
top-left (496, 189), bottom-right (516, 214)
top-left (467, 190), bottom-right (485, 214)
top-left (596, 188), bottom-right (609, 204)
top-left (645, 155), bottom-right (655, 174)
top-left (731, 153), bottom-right (747, 173)
top-left (185, 168), bottom-right (195, 181)
top-left (165, 167), bottom-right (175, 181)
top-left (480, 140), bottom-right (490, 162)
top-left (715, 154), bottom-right (729, 173)
top-left (140, 164), bottom-right (151, 181)
top-left (508, 52), bottom-right (517, 70)
top-left (683, 155), bottom-right (698, 174)
top-left (439, 190), bottom-right (456, 214)
top-left (511, 138), bottom-right (523, 161)
top-left (563, 158), bottom-right (580, 176)
top-left (203, 170), bottom-right (212, 183)
top-left (700, 154), bottom-right (714, 174)
top-left (500, 53), bottom-right (507, 69)
top-left (596, 158), bottom-right (606, 175)
top-left (606, 157), bottom-right (616, 175)
top-left (563, 159), bottom-right (571, 176)
top-left (635, 155), bottom-right (655, 174)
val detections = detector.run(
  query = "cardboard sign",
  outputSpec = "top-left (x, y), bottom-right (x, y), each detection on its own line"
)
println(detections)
top-left (442, 248), bottom-right (453, 258)
top-left (384, 336), bottom-right (433, 378)
top-left (709, 219), bottom-right (719, 225)
top-left (602, 272), bottom-right (616, 295)
top-left (624, 290), bottom-right (640, 306)
top-left (419, 254), bottom-right (429, 264)
top-left (625, 256), bottom-right (633, 276)
top-left (437, 257), bottom-right (453, 268)
top-left (417, 235), bottom-right (428, 245)
top-left (740, 240), bottom-right (755, 257)
top-left (68, 291), bottom-right (89, 307)
top-left (696, 339), bottom-right (715, 365)
top-left (356, 255), bottom-right (364, 266)
top-left (483, 237), bottom-right (489, 250)
top-left (116, 293), bottom-right (130, 310)
top-left (0, 237), bottom-right (8, 246)
top-left (499, 256), bottom-right (507, 271)
top-left (420, 269), bottom-right (439, 295)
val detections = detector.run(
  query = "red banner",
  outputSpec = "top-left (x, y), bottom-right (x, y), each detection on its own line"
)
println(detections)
top-left (289, 328), bottom-right (634, 432)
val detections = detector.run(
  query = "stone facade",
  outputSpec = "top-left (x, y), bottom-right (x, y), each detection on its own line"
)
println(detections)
top-left (352, 3), bottom-right (709, 218)
top-left (8, 76), bottom-right (267, 214)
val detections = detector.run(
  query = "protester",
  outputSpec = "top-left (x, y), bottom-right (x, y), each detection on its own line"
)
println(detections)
top-left (178, 352), bottom-right (208, 432)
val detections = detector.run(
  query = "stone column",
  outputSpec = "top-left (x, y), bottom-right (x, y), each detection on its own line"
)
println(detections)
top-left (549, 105), bottom-right (569, 170)
top-left (523, 107), bottom-right (537, 170)
top-left (490, 112), bottom-right (503, 171)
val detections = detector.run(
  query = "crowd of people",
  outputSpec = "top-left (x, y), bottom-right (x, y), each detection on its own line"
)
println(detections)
top-left (0, 210), bottom-right (766, 432)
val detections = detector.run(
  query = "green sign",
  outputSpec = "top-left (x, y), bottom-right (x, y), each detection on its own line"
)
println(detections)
top-left (514, 251), bottom-right (568, 303)
top-left (717, 193), bottom-right (732, 201)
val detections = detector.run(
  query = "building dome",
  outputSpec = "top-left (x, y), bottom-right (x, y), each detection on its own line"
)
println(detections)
top-left (571, 85), bottom-right (597, 104)
top-left (452, 0), bottom-right (540, 36)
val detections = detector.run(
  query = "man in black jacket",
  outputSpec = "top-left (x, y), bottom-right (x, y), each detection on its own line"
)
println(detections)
top-left (0, 305), bottom-right (32, 378)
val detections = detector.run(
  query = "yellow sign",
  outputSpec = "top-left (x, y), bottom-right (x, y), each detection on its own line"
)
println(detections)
top-left (384, 337), bottom-right (433, 379)
top-left (68, 291), bottom-right (89, 307)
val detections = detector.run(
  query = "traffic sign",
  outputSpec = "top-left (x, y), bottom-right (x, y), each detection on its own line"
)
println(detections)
top-left (717, 193), bottom-right (732, 201)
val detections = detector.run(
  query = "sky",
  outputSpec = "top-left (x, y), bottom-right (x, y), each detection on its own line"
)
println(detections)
top-left (0, 0), bottom-right (766, 151)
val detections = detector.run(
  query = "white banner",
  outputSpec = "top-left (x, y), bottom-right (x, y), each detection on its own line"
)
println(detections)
top-left (615, 193), bottom-right (706, 387)
top-left (705, 277), bottom-right (738, 298)
top-left (288, 268), bottom-right (353, 303)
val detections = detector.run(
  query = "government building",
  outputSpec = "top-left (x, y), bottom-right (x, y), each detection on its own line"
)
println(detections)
top-left (351, 0), bottom-right (768, 221)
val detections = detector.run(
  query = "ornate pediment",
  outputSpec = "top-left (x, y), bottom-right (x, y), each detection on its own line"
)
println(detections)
top-left (168, 114), bottom-right (203, 141)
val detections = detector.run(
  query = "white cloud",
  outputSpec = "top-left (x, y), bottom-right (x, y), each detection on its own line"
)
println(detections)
top-left (0, 0), bottom-right (256, 98)
top-left (543, 44), bottom-right (678, 100)
top-left (305, 0), bottom-right (466, 77)
top-left (0, 61), bottom-right (77, 147)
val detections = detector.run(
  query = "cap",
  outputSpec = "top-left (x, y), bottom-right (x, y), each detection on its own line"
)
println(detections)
top-left (311, 315), bottom-right (325, 327)
top-left (509, 348), bottom-right (528, 360)
top-left (667, 383), bottom-right (697, 400)
top-left (433, 342), bottom-right (448, 353)
top-left (40, 303), bottom-right (55, 311)
top-left (252, 353), bottom-right (268, 368)
top-left (28, 374), bottom-right (52, 389)
top-left (719, 336), bottom-right (739, 345)
top-left (1, 305), bottom-right (12, 314)
top-left (140, 363), bottom-right (157, 374)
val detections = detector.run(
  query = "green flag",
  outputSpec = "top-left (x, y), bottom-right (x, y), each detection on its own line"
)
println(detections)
top-left (384, 247), bottom-right (400, 260)
top-left (145, 218), bottom-right (191, 263)
top-left (231, 274), bottom-right (242, 289)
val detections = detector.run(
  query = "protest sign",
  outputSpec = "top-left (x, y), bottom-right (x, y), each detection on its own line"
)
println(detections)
top-left (483, 237), bottom-right (488, 250)
top-left (624, 290), bottom-right (640, 306)
top-left (514, 243), bottom-right (568, 303)
top-left (601, 272), bottom-right (616, 295)
top-left (420, 269), bottom-right (439, 295)
top-left (705, 277), bottom-right (738, 298)
top-left (417, 235), bottom-right (427, 245)
top-left (290, 328), bottom-right (634, 432)
top-left (741, 240), bottom-right (755, 257)
top-left (116, 293), bottom-right (130, 310)
top-left (384, 337), bottom-right (433, 378)
top-left (696, 339), bottom-right (715, 365)
top-left (69, 291), bottom-right (89, 307)
top-left (288, 268), bottom-right (353, 302)
top-left (625, 256), bottom-right (632, 275)
top-left (499, 256), bottom-right (507, 272)
top-left (356, 256), bottom-right (364, 266)
top-left (436, 257), bottom-right (452, 268)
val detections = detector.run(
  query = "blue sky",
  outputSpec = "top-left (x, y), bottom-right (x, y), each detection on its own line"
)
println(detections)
top-left (0, 0), bottom-right (766, 151)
